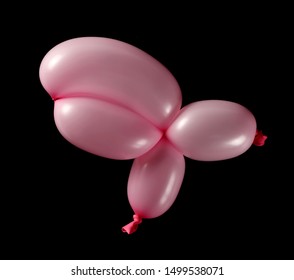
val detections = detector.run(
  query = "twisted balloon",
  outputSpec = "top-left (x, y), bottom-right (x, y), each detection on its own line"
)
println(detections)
top-left (39, 37), bottom-right (267, 234)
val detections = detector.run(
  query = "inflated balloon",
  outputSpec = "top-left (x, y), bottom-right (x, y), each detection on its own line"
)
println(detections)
top-left (123, 138), bottom-right (185, 234)
top-left (166, 100), bottom-right (257, 161)
top-left (39, 37), bottom-right (267, 234)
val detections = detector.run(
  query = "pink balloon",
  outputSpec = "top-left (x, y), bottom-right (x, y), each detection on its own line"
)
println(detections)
top-left (39, 36), bottom-right (267, 234)
top-left (166, 100), bottom-right (257, 161)
top-left (54, 97), bottom-right (162, 160)
top-left (122, 138), bottom-right (185, 234)
top-left (39, 37), bottom-right (182, 130)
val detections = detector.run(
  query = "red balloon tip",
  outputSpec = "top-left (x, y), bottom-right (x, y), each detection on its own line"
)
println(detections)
top-left (122, 214), bottom-right (142, 234)
top-left (253, 130), bottom-right (267, 146)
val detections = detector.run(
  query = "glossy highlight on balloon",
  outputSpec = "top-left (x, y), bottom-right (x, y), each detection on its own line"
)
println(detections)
top-left (39, 36), bottom-right (267, 234)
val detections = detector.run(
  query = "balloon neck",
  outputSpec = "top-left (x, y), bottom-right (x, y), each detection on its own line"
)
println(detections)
top-left (253, 130), bottom-right (267, 146)
top-left (122, 214), bottom-right (142, 234)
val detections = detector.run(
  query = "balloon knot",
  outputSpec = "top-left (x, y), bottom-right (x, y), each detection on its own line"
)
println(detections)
top-left (122, 214), bottom-right (142, 234)
top-left (253, 130), bottom-right (267, 146)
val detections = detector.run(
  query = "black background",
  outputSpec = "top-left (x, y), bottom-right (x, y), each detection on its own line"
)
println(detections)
top-left (2, 4), bottom-right (289, 260)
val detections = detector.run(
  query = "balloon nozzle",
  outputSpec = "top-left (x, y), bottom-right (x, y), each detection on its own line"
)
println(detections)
top-left (122, 214), bottom-right (142, 234)
top-left (253, 130), bottom-right (267, 146)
